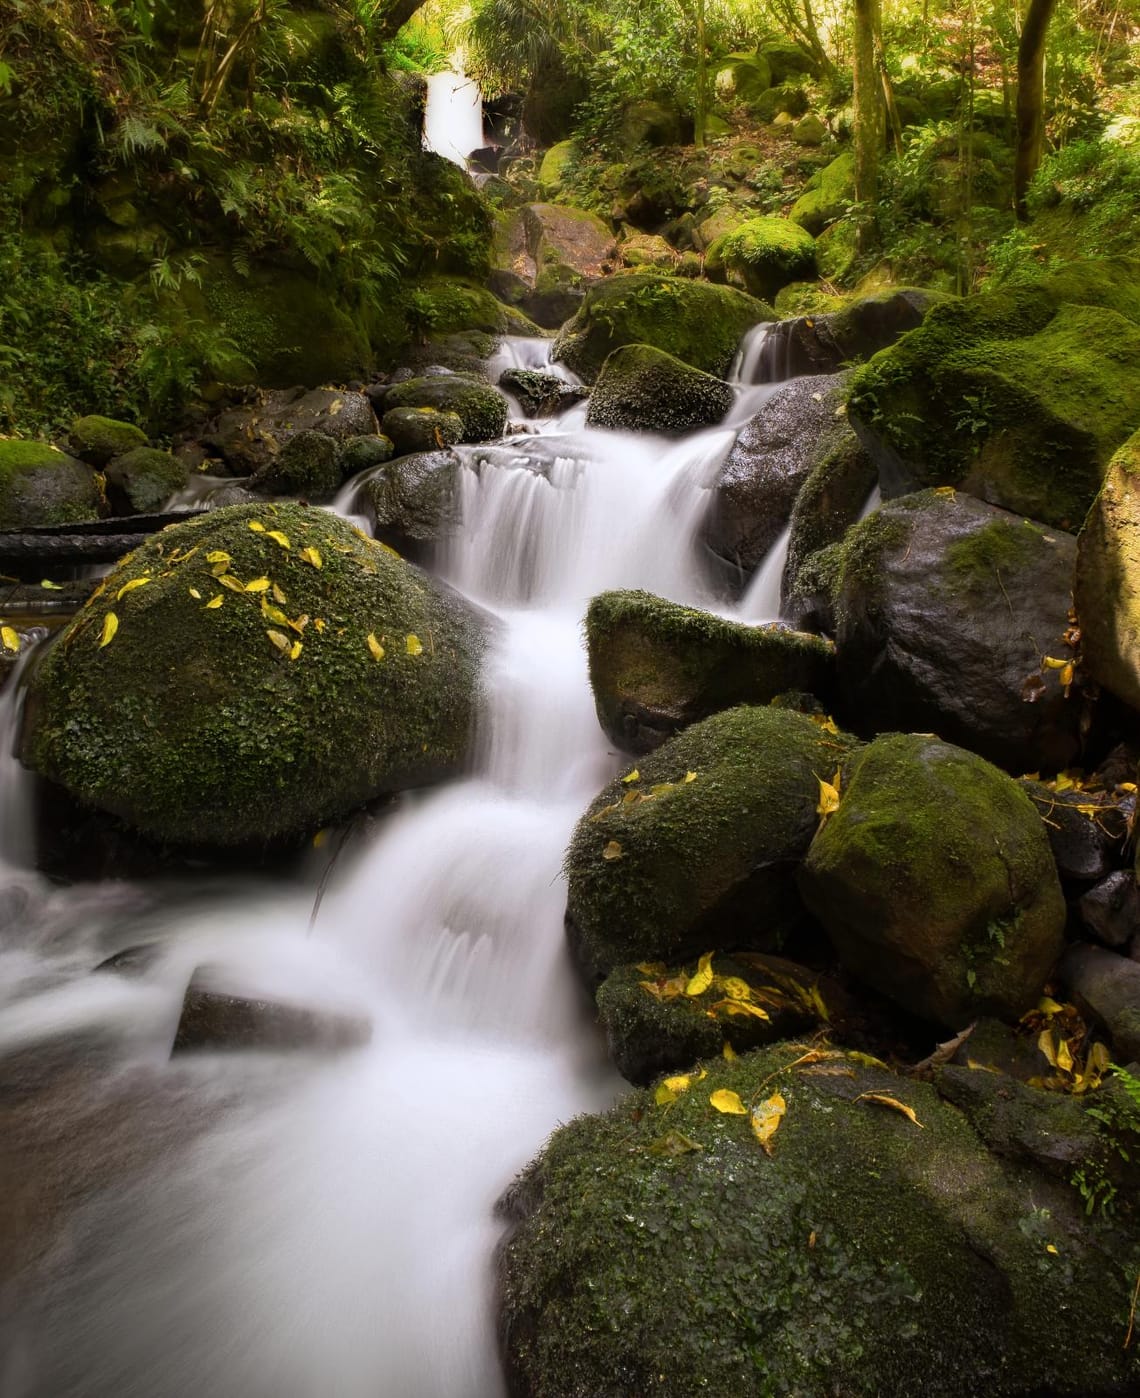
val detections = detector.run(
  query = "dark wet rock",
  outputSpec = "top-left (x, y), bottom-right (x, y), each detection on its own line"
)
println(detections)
top-left (1079, 872), bottom-right (1140, 949)
top-left (498, 368), bottom-right (587, 418)
top-left (1058, 943), bottom-right (1140, 1062)
top-left (252, 428), bottom-right (341, 501)
top-left (381, 406), bottom-right (464, 456)
top-left (359, 450), bottom-right (462, 562)
top-left (0, 440), bottom-right (105, 531)
top-left (104, 447), bottom-right (190, 515)
top-left (799, 733), bottom-right (1066, 1029)
top-left (586, 590), bottom-right (834, 753)
top-left (1021, 782), bottom-right (1130, 883)
top-left (380, 375), bottom-right (508, 443)
top-left (832, 491), bottom-right (1081, 775)
top-left (172, 969), bottom-right (372, 1054)
top-left (202, 387), bottom-right (379, 477)
top-left (338, 434), bottom-right (395, 479)
top-left (748, 288), bottom-right (940, 381)
top-left (586, 344), bottom-right (733, 435)
top-left (565, 705), bottom-right (859, 983)
top-left (94, 942), bottom-right (165, 977)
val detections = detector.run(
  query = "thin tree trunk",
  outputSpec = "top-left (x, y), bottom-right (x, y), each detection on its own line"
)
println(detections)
top-left (1014, 0), bottom-right (1059, 219)
top-left (694, 0), bottom-right (707, 148)
top-left (853, 0), bottom-right (883, 250)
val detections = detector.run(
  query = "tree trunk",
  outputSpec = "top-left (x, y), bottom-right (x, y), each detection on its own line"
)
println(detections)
top-left (694, 0), bottom-right (707, 149)
top-left (1014, 0), bottom-right (1059, 219)
top-left (853, 0), bottom-right (883, 249)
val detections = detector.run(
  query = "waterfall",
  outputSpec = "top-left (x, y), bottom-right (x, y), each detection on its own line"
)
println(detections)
top-left (423, 70), bottom-right (485, 169)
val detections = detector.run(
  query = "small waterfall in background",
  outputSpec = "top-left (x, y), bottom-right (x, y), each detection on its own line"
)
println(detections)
top-left (422, 69), bottom-right (485, 168)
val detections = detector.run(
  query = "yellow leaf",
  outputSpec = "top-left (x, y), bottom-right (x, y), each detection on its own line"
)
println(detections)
top-left (116, 577), bottom-right (150, 600)
top-left (855, 1093), bottom-right (924, 1128)
top-left (750, 1092), bottom-right (786, 1153)
top-left (655, 1072), bottom-right (696, 1105)
top-left (845, 1050), bottom-right (890, 1069)
top-left (299, 546), bottom-right (322, 569)
top-left (205, 595), bottom-right (224, 609)
top-left (684, 771), bottom-right (697, 783)
top-left (268, 530), bottom-right (290, 549)
top-left (817, 717), bottom-right (840, 735)
top-left (244, 577), bottom-right (271, 593)
top-left (211, 560), bottom-right (230, 576)
top-left (289, 640), bottom-right (302, 661)
top-left (685, 952), bottom-right (714, 997)
top-left (266, 629), bottom-right (291, 654)
top-left (405, 633), bottom-right (423, 656)
top-left (40, 579), bottom-right (62, 590)
top-left (649, 782), bottom-right (676, 797)
top-left (1118, 781), bottom-right (1137, 793)
top-left (710, 1088), bottom-right (747, 1115)
top-left (99, 613), bottom-right (118, 648)
top-left (1060, 663), bottom-right (1074, 688)
top-left (1038, 996), bottom-right (1064, 1016)
top-left (288, 613), bottom-right (309, 635)
top-left (1, 626), bottom-right (19, 652)
top-left (719, 977), bottom-right (752, 1002)
top-left (722, 1041), bottom-right (738, 1061)
top-left (636, 962), bottom-right (667, 976)
top-left (1037, 1029), bottom-right (1059, 1068)
top-left (218, 574), bottom-right (246, 593)
top-left (312, 829), bottom-right (328, 848)
top-left (1042, 656), bottom-right (1068, 670)
top-left (816, 770), bottom-right (841, 817)
top-left (1046, 1244), bottom-right (1059, 1255)
top-left (248, 522), bottom-right (266, 533)
top-left (712, 998), bottom-right (770, 1020)
top-left (602, 840), bottom-right (623, 861)
top-left (934, 485), bottom-right (956, 498)
top-left (1056, 1037), bottom-right (1074, 1074)
top-left (206, 550), bottom-right (231, 564)
top-left (261, 601), bottom-right (291, 627)
top-left (272, 583), bottom-right (288, 605)
top-left (367, 632), bottom-right (385, 661)
top-left (622, 769), bottom-right (641, 784)
top-left (314, 618), bottom-right (326, 632)
top-left (188, 587), bottom-right (202, 600)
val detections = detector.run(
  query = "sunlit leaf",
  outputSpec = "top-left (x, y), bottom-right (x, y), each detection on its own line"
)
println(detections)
top-left (405, 633), bottom-right (423, 656)
top-left (244, 577), bottom-right (271, 593)
top-left (299, 546), bottom-right (322, 569)
top-left (211, 560), bottom-right (230, 576)
top-left (622, 768), bottom-right (640, 784)
top-left (648, 1130), bottom-right (703, 1156)
top-left (289, 640), bottom-right (302, 661)
top-left (261, 601), bottom-right (291, 626)
top-left (218, 574), bottom-right (246, 593)
top-left (248, 522), bottom-right (266, 533)
top-left (933, 485), bottom-right (956, 499)
top-left (188, 587), bottom-right (202, 600)
top-left (712, 998), bottom-right (770, 1020)
top-left (99, 613), bottom-right (118, 648)
top-left (855, 1092), bottom-right (924, 1128)
top-left (205, 595), bottom-right (223, 609)
top-left (750, 1092), bottom-right (786, 1153)
top-left (684, 771), bottom-right (697, 783)
top-left (656, 1072), bottom-right (697, 1105)
top-left (40, 579), bottom-right (62, 590)
top-left (1, 626), bottom-right (19, 652)
top-left (1060, 663), bottom-right (1074, 688)
top-left (272, 582), bottom-right (287, 604)
top-left (288, 614), bottom-right (309, 635)
top-left (602, 840), bottom-right (623, 861)
top-left (1038, 1029), bottom-right (1059, 1068)
top-left (816, 770), bottom-right (841, 817)
top-left (266, 629), bottom-right (291, 654)
top-left (116, 577), bottom-right (150, 600)
top-left (1046, 1244), bottom-right (1059, 1255)
top-left (1056, 1036), bottom-right (1074, 1074)
top-left (685, 952), bottom-right (714, 997)
top-left (367, 632), bottom-right (385, 661)
top-left (722, 1041), bottom-right (738, 1061)
top-left (206, 550), bottom-right (231, 564)
top-left (268, 530), bottom-right (290, 549)
top-left (1038, 997), bottom-right (1065, 1016)
top-left (719, 976), bottom-right (752, 1002)
top-left (649, 782), bottom-right (676, 797)
top-left (710, 1088), bottom-right (747, 1115)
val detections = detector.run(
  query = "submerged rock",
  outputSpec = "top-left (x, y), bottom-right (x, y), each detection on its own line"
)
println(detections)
top-left (564, 705), bottom-right (858, 982)
top-left (586, 590), bottom-right (834, 752)
top-left (172, 969), bottom-right (371, 1054)
top-left (498, 1044), bottom-right (1140, 1398)
top-left (22, 503), bottom-right (484, 847)
top-left (585, 345), bottom-right (733, 435)
top-left (799, 733), bottom-right (1065, 1029)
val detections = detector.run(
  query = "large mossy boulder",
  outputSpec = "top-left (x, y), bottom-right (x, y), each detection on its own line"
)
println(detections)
top-left (252, 429), bottom-right (342, 501)
top-left (788, 151), bottom-right (855, 234)
top-left (714, 52), bottom-right (772, 103)
top-left (381, 375), bottom-right (508, 443)
top-left (552, 272), bottom-right (773, 382)
top-left (832, 491), bottom-right (1082, 774)
top-left (0, 440), bottom-right (104, 531)
top-left (799, 733), bottom-right (1066, 1028)
top-left (704, 373), bottom-right (856, 582)
top-left (586, 590), bottom-right (834, 752)
top-left (490, 202), bottom-right (616, 329)
top-left (69, 415), bottom-right (148, 468)
top-left (847, 260), bottom-right (1140, 531)
top-left (564, 705), bottom-right (858, 983)
top-left (1075, 428), bottom-right (1140, 711)
top-left (203, 387), bottom-right (379, 477)
top-left (104, 447), bottom-right (190, 515)
top-left (585, 345), bottom-right (732, 435)
top-left (705, 216), bottom-right (816, 302)
top-left (22, 504), bottom-right (484, 847)
top-left (498, 1044), bottom-right (1140, 1398)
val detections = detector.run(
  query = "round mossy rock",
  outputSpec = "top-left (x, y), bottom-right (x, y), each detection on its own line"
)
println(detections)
top-left (564, 704), bottom-right (859, 983)
top-left (21, 504), bottom-right (484, 847)
top-left (339, 435), bottom-right (394, 479)
top-left (798, 733), bottom-right (1065, 1028)
top-left (585, 345), bottom-right (733, 435)
top-left (252, 429), bottom-right (342, 501)
top-left (359, 449), bottom-right (462, 562)
top-left (789, 151), bottom-right (855, 235)
top-left (381, 406), bottom-right (464, 456)
top-left (705, 216), bottom-right (817, 302)
top-left (70, 415), bottom-right (148, 468)
top-left (586, 589), bottom-right (835, 753)
top-left (381, 375), bottom-right (508, 443)
top-left (0, 439), bottom-right (104, 530)
top-left (498, 1044), bottom-right (1140, 1398)
top-left (552, 272), bottom-right (774, 382)
top-left (105, 447), bottom-right (190, 515)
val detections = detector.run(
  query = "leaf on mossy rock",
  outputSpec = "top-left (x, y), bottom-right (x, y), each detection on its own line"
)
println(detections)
top-left (656, 1069), bottom-right (704, 1106)
top-left (602, 840), bottom-right (623, 861)
top-left (1, 626), bottom-right (19, 653)
top-left (855, 1092), bottom-right (924, 1128)
top-left (709, 1088), bottom-right (747, 1115)
top-left (99, 613), bottom-right (118, 648)
top-left (648, 1130), bottom-right (703, 1156)
top-left (116, 577), bottom-right (150, 600)
top-left (685, 952), bottom-right (714, 997)
top-left (750, 1092), bottom-right (786, 1153)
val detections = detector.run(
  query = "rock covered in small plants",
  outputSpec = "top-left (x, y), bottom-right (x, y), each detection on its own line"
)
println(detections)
top-left (380, 375), bottom-right (508, 443)
top-left (252, 429), bottom-right (341, 501)
top-left (798, 733), bottom-right (1065, 1029)
top-left (847, 259), bottom-right (1140, 530)
top-left (586, 590), bottom-right (834, 753)
top-left (202, 387), bottom-right (379, 477)
top-left (832, 490), bottom-right (1082, 775)
top-left (585, 345), bottom-right (733, 435)
top-left (564, 705), bottom-right (858, 983)
top-left (338, 435), bottom-right (394, 479)
top-left (552, 271), bottom-right (773, 381)
top-left (104, 447), bottom-right (190, 515)
top-left (751, 287), bottom-right (942, 379)
top-left (788, 150), bottom-right (855, 234)
top-left (498, 1043), bottom-right (1140, 1398)
top-left (22, 503), bottom-right (484, 847)
top-left (359, 449), bottom-right (462, 562)
top-left (0, 439), bottom-right (105, 531)
top-left (704, 216), bottom-right (816, 302)
top-left (380, 406), bottom-right (464, 456)
top-left (69, 415), bottom-right (148, 467)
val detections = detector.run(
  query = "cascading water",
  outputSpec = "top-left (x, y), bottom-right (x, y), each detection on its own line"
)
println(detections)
top-left (423, 70), bottom-right (485, 169)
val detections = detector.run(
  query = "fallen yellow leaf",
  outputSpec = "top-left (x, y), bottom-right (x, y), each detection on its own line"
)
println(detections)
top-left (1, 626), bottom-right (19, 652)
top-left (218, 574), bottom-right (246, 593)
top-left (206, 550), bottom-right (231, 564)
top-left (685, 952), bottom-right (715, 997)
top-left (272, 582), bottom-right (288, 605)
top-left (40, 579), bottom-right (62, 590)
top-left (656, 1072), bottom-right (697, 1106)
top-left (367, 633), bottom-right (385, 661)
top-left (299, 546), bottom-right (322, 569)
top-left (268, 530), bottom-right (290, 549)
top-left (116, 577), bottom-right (150, 600)
top-left (712, 998), bottom-right (770, 1021)
top-left (602, 840), bottom-right (623, 861)
top-left (289, 640), bottom-right (302, 661)
top-left (622, 769), bottom-right (640, 784)
top-left (816, 770), bottom-right (841, 818)
top-left (722, 1042), bottom-right (738, 1061)
top-left (750, 1092), bottom-right (786, 1153)
top-left (205, 595), bottom-right (223, 609)
top-left (244, 577), bottom-right (271, 593)
top-left (248, 522), bottom-right (266, 533)
top-left (266, 629), bottom-right (291, 654)
top-left (405, 633), bottom-right (423, 656)
top-left (684, 771), bottom-right (697, 783)
top-left (855, 1092), bottom-right (924, 1128)
top-left (99, 613), bottom-right (118, 648)
top-left (709, 1088), bottom-right (747, 1115)
top-left (188, 587), bottom-right (202, 600)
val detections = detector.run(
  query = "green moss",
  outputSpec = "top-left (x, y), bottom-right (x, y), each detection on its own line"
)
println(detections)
top-left (104, 446), bottom-right (188, 514)
top-left (22, 503), bottom-right (484, 847)
top-left (254, 430), bottom-right (341, 501)
top-left (586, 344), bottom-right (733, 435)
top-left (552, 272), bottom-right (773, 381)
top-left (0, 438), bottom-right (104, 530)
top-left (706, 216), bottom-right (817, 302)
top-left (380, 406), bottom-right (463, 455)
top-left (500, 1044), bottom-right (1140, 1397)
top-left (538, 140), bottom-right (578, 192)
top-left (944, 516), bottom-right (1050, 591)
top-left (565, 705), bottom-right (858, 982)
top-left (381, 375), bottom-right (507, 443)
top-left (399, 277), bottom-right (541, 344)
top-left (70, 414), bottom-right (148, 466)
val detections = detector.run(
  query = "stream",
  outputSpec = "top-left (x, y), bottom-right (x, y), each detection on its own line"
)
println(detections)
top-left (0, 330), bottom-right (803, 1396)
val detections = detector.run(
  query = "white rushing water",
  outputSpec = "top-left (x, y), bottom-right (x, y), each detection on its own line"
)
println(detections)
top-left (423, 70), bottom-right (485, 169)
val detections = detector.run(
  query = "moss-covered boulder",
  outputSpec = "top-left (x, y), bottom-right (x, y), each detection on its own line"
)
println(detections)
top-left (69, 415), bottom-right (148, 468)
top-left (0, 440), bottom-right (104, 531)
top-left (252, 429), bottom-right (341, 501)
top-left (1075, 428), bottom-right (1140, 711)
top-left (104, 447), bottom-right (190, 515)
top-left (537, 140), bottom-right (577, 193)
top-left (832, 491), bottom-right (1082, 774)
top-left (498, 1044), bottom-right (1140, 1398)
top-left (490, 203), bottom-right (617, 329)
top-left (381, 375), bottom-right (508, 443)
top-left (21, 504), bottom-right (483, 847)
top-left (586, 345), bottom-right (732, 435)
top-left (714, 52), bottom-right (772, 103)
top-left (789, 151), bottom-right (855, 234)
top-left (564, 705), bottom-right (858, 983)
top-left (704, 373), bottom-right (856, 584)
top-left (359, 449), bottom-right (462, 563)
top-left (203, 387), bottom-right (378, 477)
top-left (338, 435), bottom-right (394, 479)
top-left (586, 590), bottom-right (834, 752)
top-left (552, 272), bottom-right (773, 382)
top-left (706, 216), bottom-right (816, 302)
top-left (847, 260), bottom-right (1140, 530)
top-left (799, 733), bottom-right (1065, 1027)
top-left (759, 35), bottom-right (819, 82)
top-left (596, 951), bottom-right (838, 1084)
top-left (380, 406), bottom-right (464, 456)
